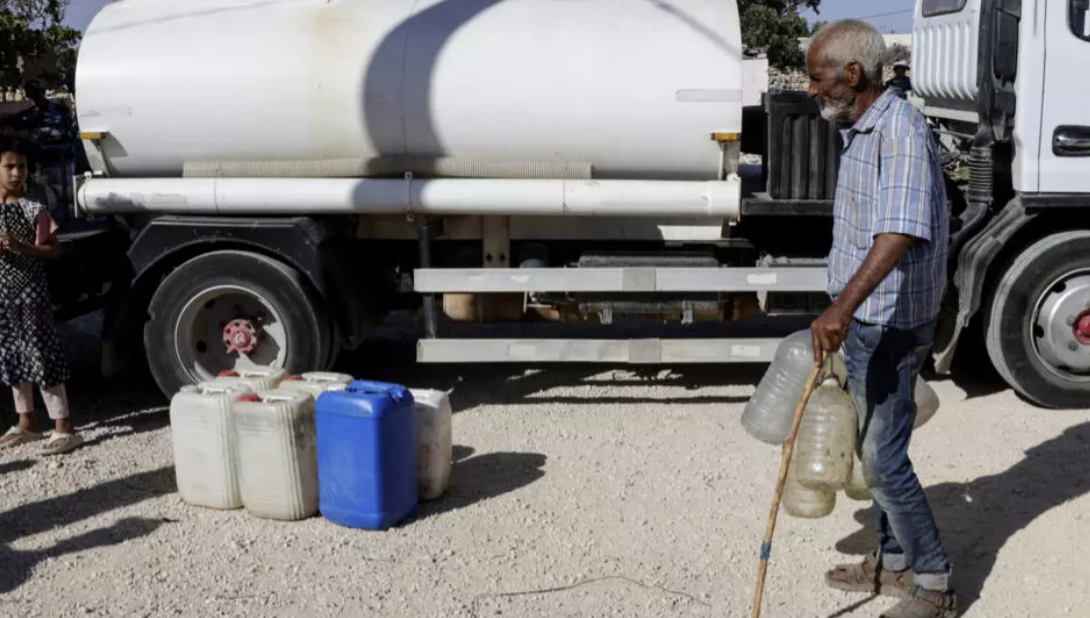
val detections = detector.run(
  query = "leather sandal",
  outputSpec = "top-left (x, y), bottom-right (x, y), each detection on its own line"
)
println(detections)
top-left (879, 585), bottom-right (958, 618)
top-left (42, 432), bottom-right (84, 456)
top-left (825, 552), bottom-right (913, 598)
top-left (0, 426), bottom-right (44, 449)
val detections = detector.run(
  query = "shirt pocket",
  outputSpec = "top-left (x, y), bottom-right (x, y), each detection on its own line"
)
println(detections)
top-left (849, 193), bottom-right (874, 250)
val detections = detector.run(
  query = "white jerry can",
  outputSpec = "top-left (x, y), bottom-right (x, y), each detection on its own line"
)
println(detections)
top-left (212, 367), bottom-right (286, 394)
top-left (410, 389), bottom-right (453, 501)
top-left (231, 389), bottom-right (319, 521)
top-left (169, 382), bottom-right (253, 510)
top-left (278, 372), bottom-right (353, 400)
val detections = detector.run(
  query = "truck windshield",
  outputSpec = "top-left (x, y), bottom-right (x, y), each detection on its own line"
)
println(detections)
top-left (1074, 0), bottom-right (1090, 40)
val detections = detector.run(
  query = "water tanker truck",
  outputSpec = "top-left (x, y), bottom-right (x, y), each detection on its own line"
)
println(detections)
top-left (59, 0), bottom-right (1090, 408)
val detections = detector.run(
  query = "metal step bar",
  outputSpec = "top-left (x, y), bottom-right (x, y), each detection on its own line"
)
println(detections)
top-left (413, 266), bottom-right (828, 293)
top-left (412, 220), bottom-right (823, 364)
top-left (417, 338), bottom-right (782, 364)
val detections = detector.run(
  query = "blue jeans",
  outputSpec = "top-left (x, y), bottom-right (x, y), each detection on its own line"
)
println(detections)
top-left (842, 319), bottom-right (951, 591)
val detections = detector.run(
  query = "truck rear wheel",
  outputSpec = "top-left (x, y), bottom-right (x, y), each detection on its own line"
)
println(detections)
top-left (144, 250), bottom-right (333, 397)
top-left (985, 231), bottom-right (1090, 408)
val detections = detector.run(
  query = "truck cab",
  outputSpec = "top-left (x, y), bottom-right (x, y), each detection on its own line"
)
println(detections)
top-left (911, 0), bottom-right (1090, 407)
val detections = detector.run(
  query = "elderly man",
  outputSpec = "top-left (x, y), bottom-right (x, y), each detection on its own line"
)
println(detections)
top-left (807, 20), bottom-right (956, 618)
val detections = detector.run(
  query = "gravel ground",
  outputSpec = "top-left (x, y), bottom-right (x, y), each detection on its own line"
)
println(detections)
top-left (0, 314), bottom-right (1087, 618)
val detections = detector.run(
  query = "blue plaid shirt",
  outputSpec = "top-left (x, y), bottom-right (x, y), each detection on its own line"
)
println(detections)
top-left (827, 89), bottom-right (948, 328)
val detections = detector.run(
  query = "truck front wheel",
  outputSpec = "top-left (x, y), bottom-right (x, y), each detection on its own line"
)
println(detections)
top-left (144, 250), bottom-right (333, 397)
top-left (986, 231), bottom-right (1090, 408)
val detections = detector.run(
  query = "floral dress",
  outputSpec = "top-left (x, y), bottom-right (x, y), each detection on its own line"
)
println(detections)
top-left (0, 199), bottom-right (68, 388)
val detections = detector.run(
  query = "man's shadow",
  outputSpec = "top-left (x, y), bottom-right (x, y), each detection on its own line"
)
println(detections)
top-left (834, 421), bottom-right (1090, 613)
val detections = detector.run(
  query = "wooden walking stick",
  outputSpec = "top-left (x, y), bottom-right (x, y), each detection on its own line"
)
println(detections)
top-left (750, 355), bottom-right (826, 618)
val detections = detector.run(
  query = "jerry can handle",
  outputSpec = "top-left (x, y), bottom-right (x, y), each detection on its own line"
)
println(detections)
top-left (346, 380), bottom-right (414, 402)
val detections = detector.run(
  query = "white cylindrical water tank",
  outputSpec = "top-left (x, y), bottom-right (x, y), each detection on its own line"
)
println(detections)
top-left (76, 0), bottom-right (744, 181)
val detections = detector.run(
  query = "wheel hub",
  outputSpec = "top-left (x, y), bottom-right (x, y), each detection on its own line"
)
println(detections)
top-left (223, 319), bottom-right (261, 355)
top-left (1076, 313), bottom-right (1090, 345)
top-left (1034, 274), bottom-right (1090, 374)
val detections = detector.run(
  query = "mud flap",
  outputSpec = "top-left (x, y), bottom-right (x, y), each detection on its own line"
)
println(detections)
top-left (932, 198), bottom-right (1035, 374)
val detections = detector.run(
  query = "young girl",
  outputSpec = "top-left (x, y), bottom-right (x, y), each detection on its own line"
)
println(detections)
top-left (0, 140), bottom-right (82, 455)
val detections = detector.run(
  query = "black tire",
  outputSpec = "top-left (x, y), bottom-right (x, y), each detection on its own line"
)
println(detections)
top-left (144, 250), bottom-right (332, 397)
top-left (985, 231), bottom-right (1090, 409)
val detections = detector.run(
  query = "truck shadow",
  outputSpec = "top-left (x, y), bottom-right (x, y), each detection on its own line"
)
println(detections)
top-left (339, 340), bottom-right (759, 414)
top-left (0, 466), bottom-right (174, 594)
top-left (830, 421), bottom-right (1090, 614)
top-left (924, 330), bottom-right (1009, 401)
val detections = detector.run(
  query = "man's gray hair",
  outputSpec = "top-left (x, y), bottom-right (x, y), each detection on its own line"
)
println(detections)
top-left (811, 19), bottom-right (887, 84)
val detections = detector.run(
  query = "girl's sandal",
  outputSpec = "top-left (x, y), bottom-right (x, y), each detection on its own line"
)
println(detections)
top-left (0, 426), bottom-right (44, 449)
top-left (42, 432), bottom-right (84, 456)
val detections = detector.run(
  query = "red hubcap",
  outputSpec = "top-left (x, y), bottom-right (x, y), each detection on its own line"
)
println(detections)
top-left (223, 319), bottom-right (260, 355)
top-left (1075, 313), bottom-right (1090, 345)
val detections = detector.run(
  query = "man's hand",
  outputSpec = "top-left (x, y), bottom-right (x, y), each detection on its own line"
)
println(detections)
top-left (812, 303), bottom-right (853, 366)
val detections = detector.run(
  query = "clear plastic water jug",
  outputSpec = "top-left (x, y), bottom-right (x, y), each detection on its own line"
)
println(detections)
top-left (844, 453), bottom-right (871, 501)
top-left (840, 380), bottom-right (939, 502)
top-left (410, 389), bottom-right (453, 501)
top-left (232, 389), bottom-right (319, 521)
top-left (795, 377), bottom-right (856, 491)
top-left (915, 379), bottom-right (940, 429)
top-left (213, 366), bottom-right (286, 394)
top-left (783, 444), bottom-right (836, 519)
top-left (742, 330), bottom-right (848, 445)
top-left (169, 382), bottom-right (252, 510)
top-left (279, 372), bottom-right (353, 400)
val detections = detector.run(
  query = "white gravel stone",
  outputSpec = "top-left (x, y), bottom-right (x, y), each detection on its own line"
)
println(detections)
top-left (0, 313), bottom-right (1085, 616)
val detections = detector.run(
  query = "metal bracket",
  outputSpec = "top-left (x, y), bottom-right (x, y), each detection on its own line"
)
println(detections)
top-left (599, 305), bottom-right (614, 325)
top-left (404, 172), bottom-right (415, 222)
top-left (417, 218), bottom-right (446, 339)
top-left (682, 301), bottom-right (695, 325)
top-left (482, 215), bottom-right (510, 268)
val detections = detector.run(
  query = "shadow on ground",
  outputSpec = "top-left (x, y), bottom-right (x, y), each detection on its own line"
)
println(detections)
top-left (923, 325), bottom-right (1009, 401)
top-left (338, 341), bottom-right (764, 414)
top-left (409, 445), bottom-right (547, 522)
top-left (0, 466), bottom-right (175, 594)
top-left (832, 421), bottom-right (1090, 614)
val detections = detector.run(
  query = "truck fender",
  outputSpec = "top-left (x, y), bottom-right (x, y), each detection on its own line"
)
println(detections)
top-left (102, 216), bottom-right (382, 376)
top-left (933, 197), bottom-right (1036, 374)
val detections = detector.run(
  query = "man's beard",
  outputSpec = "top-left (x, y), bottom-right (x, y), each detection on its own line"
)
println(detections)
top-left (818, 94), bottom-right (854, 123)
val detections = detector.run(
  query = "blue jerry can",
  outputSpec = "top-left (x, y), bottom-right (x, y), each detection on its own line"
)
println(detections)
top-left (316, 380), bottom-right (418, 530)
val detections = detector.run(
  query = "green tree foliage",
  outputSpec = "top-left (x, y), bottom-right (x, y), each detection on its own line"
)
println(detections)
top-left (739, 0), bottom-right (822, 70)
top-left (0, 0), bottom-right (80, 96)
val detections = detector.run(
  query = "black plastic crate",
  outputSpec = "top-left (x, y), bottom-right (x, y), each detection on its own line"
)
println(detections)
top-left (764, 90), bottom-right (844, 201)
